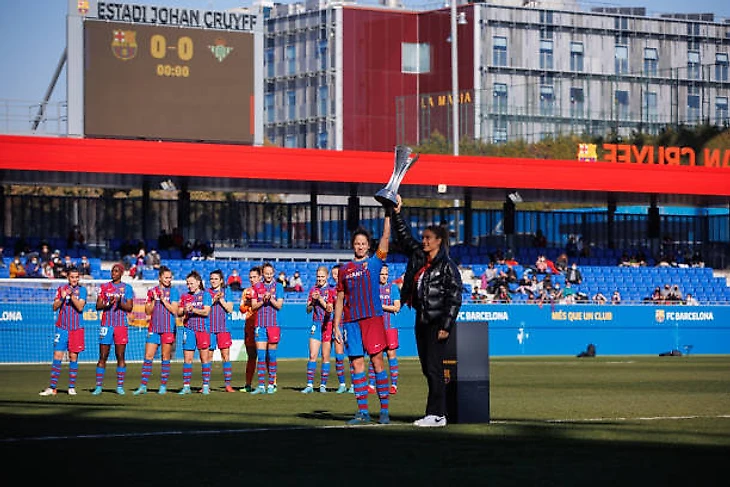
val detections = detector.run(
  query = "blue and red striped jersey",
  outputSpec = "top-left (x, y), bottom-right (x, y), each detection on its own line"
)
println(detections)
top-left (253, 280), bottom-right (283, 327)
top-left (100, 281), bottom-right (134, 327)
top-left (208, 287), bottom-right (234, 333)
top-left (379, 283), bottom-right (400, 329)
top-left (308, 283), bottom-right (336, 325)
top-left (54, 284), bottom-right (87, 331)
top-left (146, 285), bottom-right (179, 333)
top-left (338, 256), bottom-right (384, 323)
top-left (181, 290), bottom-right (211, 332)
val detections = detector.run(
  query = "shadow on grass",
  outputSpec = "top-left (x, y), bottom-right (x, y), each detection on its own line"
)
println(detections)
top-left (1, 403), bottom-right (728, 486)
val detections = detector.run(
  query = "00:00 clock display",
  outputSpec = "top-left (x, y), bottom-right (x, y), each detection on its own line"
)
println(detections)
top-left (156, 64), bottom-right (190, 77)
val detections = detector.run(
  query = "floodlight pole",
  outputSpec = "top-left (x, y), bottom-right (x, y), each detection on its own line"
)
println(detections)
top-left (451, 1), bottom-right (459, 156)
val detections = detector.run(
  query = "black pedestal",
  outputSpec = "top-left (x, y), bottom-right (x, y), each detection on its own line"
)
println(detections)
top-left (443, 320), bottom-right (490, 424)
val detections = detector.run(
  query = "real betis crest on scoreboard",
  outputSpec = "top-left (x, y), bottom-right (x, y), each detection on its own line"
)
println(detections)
top-left (70, 1), bottom-right (262, 144)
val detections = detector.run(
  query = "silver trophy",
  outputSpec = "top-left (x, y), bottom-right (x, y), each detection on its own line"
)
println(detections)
top-left (375, 145), bottom-right (419, 208)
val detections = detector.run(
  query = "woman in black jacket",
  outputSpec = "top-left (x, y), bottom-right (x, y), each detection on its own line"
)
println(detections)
top-left (391, 196), bottom-right (462, 427)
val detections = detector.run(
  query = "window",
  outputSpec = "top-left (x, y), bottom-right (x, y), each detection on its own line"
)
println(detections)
top-left (716, 53), bottom-right (729, 82)
top-left (570, 42), bottom-right (584, 72)
top-left (540, 40), bottom-right (553, 70)
top-left (493, 37), bottom-right (507, 67)
top-left (687, 86), bottom-right (700, 123)
top-left (317, 85), bottom-right (328, 117)
top-left (264, 93), bottom-right (274, 123)
top-left (615, 90), bottom-right (629, 120)
top-left (539, 85), bottom-right (554, 116)
top-left (643, 48), bottom-right (658, 76)
top-left (688, 51), bottom-right (700, 80)
top-left (402, 43), bottom-right (430, 74)
top-left (317, 40), bottom-right (328, 71)
top-left (643, 91), bottom-right (657, 123)
top-left (287, 90), bottom-right (296, 120)
top-left (286, 45), bottom-right (296, 75)
top-left (716, 96), bottom-right (729, 125)
top-left (493, 83), bottom-right (508, 113)
top-left (492, 119), bottom-right (507, 144)
top-left (615, 45), bottom-right (628, 75)
top-left (285, 134), bottom-right (297, 148)
top-left (570, 87), bottom-right (584, 118)
top-left (317, 131), bottom-right (328, 149)
top-left (265, 48), bottom-right (275, 78)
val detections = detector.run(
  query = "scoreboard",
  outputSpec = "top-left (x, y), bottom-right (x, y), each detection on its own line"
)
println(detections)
top-left (83, 19), bottom-right (255, 144)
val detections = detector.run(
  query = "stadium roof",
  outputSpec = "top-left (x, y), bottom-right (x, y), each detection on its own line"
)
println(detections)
top-left (1, 135), bottom-right (729, 208)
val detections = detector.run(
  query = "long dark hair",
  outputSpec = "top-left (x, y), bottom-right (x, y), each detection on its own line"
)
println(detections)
top-left (424, 224), bottom-right (450, 251)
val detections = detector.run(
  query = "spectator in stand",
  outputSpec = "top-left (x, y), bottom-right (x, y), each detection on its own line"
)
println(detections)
top-left (158, 230), bottom-right (173, 251)
top-left (61, 255), bottom-right (76, 279)
top-left (276, 271), bottom-right (289, 289)
top-left (51, 251), bottom-right (64, 278)
top-left (514, 272), bottom-right (535, 295)
top-left (480, 261), bottom-right (499, 294)
top-left (288, 271), bottom-right (304, 292)
top-left (493, 285), bottom-right (512, 303)
top-left (618, 252), bottom-right (631, 267)
top-left (578, 236), bottom-right (590, 257)
top-left (555, 252), bottom-right (569, 273)
top-left (565, 235), bottom-right (578, 257)
top-left (660, 284), bottom-right (672, 300)
top-left (690, 250), bottom-right (705, 268)
top-left (9, 255), bottom-right (27, 278)
top-left (227, 269), bottom-right (243, 292)
top-left (0, 246), bottom-right (5, 268)
top-left (501, 263), bottom-right (518, 286)
top-left (611, 290), bottom-right (622, 305)
top-left (79, 255), bottom-right (93, 279)
top-left (565, 263), bottom-right (583, 285)
top-left (551, 282), bottom-right (564, 302)
top-left (471, 285), bottom-right (486, 302)
top-left (684, 293), bottom-right (699, 305)
top-left (26, 255), bottom-right (43, 278)
top-left (38, 243), bottom-right (52, 264)
top-left (668, 284), bottom-right (683, 302)
top-left (533, 229), bottom-right (547, 247)
top-left (145, 249), bottom-right (162, 271)
top-left (592, 292), bottom-right (608, 304)
top-left (562, 281), bottom-right (577, 303)
top-left (534, 255), bottom-right (560, 275)
top-left (42, 262), bottom-right (54, 279)
top-left (131, 250), bottom-right (146, 280)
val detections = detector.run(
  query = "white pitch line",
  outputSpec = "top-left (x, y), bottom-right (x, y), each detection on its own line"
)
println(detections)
top-left (0, 423), bottom-right (388, 443)
top-left (4, 414), bottom-right (729, 443)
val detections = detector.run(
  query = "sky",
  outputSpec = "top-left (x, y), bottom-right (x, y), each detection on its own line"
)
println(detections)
top-left (0, 0), bottom-right (728, 104)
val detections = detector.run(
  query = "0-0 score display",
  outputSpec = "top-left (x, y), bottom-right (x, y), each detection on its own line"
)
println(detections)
top-left (85, 20), bottom-right (254, 143)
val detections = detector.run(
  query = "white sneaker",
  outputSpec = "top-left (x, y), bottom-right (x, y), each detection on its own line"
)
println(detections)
top-left (68, 388), bottom-right (77, 396)
top-left (39, 387), bottom-right (57, 396)
top-left (413, 415), bottom-right (447, 427)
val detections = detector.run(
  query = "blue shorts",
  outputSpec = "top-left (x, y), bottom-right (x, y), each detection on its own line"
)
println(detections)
top-left (53, 328), bottom-right (85, 353)
top-left (343, 321), bottom-right (365, 358)
top-left (145, 331), bottom-right (176, 345)
top-left (182, 328), bottom-right (210, 351)
top-left (99, 325), bottom-right (128, 346)
top-left (209, 331), bottom-right (232, 351)
top-left (254, 325), bottom-right (280, 343)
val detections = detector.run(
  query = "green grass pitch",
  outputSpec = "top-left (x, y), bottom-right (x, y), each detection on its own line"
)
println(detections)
top-left (1, 356), bottom-right (728, 485)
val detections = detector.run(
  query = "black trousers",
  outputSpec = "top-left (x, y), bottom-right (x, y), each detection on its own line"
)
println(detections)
top-left (415, 317), bottom-right (449, 417)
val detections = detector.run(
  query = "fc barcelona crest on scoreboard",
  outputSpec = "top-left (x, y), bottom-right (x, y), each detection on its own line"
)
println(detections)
top-left (112, 30), bottom-right (137, 61)
top-left (77, 1), bottom-right (90, 16)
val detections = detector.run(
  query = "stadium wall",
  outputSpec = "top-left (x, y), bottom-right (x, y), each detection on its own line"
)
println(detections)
top-left (1, 303), bottom-right (727, 363)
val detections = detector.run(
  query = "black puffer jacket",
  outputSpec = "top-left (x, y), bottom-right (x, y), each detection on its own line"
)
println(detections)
top-left (392, 211), bottom-right (463, 332)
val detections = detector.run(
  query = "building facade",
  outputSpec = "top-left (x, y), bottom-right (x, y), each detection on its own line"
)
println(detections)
top-left (261, 0), bottom-right (730, 151)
